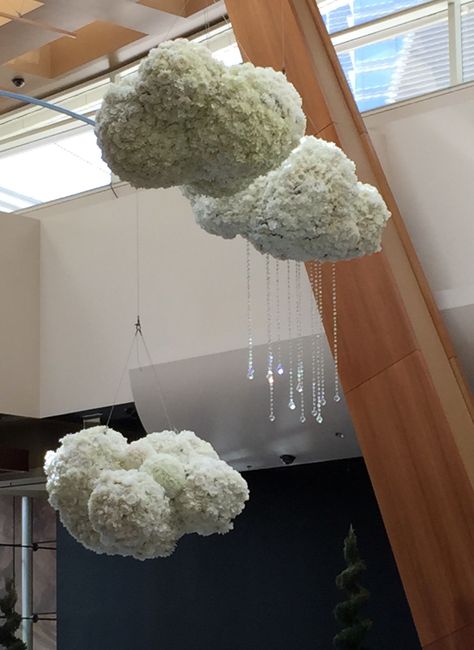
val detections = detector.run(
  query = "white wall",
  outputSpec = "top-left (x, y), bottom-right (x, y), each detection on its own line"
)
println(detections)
top-left (2, 82), bottom-right (473, 419)
top-left (365, 84), bottom-right (474, 306)
top-left (37, 185), bottom-right (308, 417)
top-left (0, 212), bottom-right (40, 416)
top-left (364, 83), bottom-right (474, 387)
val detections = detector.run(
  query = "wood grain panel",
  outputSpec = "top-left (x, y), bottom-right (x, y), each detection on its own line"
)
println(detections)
top-left (227, 0), bottom-right (333, 133)
top-left (346, 351), bottom-right (474, 645)
top-left (226, 1), bottom-right (474, 646)
top-left (315, 253), bottom-right (417, 391)
top-left (0, 0), bottom-right (42, 28)
top-left (8, 21), bottom-right (146, 79)
top-left (138, 0), bottom-right (215, 16)
top-left (424, 623), bottom-right (474, 650)
top-left (450, 357), bottom-right (474, 419)
top-left (227, 0), bottom-right (417, 390)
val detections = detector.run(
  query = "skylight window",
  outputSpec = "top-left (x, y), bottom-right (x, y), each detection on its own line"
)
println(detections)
top-left (0, 5), bottom-right (470, 214)
top-left (0, 128), bottom-right (110, 212)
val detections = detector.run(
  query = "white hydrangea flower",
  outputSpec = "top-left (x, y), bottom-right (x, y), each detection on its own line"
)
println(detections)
top-left (95, 39), bottom-right (305, 197)
top-left (140, 453), bottom-right (186, 498)
top-left (351, 182), bottom-right (392, 257)
top-left (88, 469), bottom-right (179, 560)
top-left (182, 176), bottom-right (266, 240)
top-left (44, 426), bottom-right (127, 551)
top-left (175, 457), bottom-right (250, 536)
top-left (121, 438), bottom-right (156, 470)
top-left (145, 430), bottom-right (219, 462)
top-left (45, 428), bottom-right (249, 559)
top-left (185, 136), bottom-right (391, 261)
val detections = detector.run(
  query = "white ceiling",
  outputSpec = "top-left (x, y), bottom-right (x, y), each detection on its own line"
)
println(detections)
top-left (131, 339), bottom-right (360, 472)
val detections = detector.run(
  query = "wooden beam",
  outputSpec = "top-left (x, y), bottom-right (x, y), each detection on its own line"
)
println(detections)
top-left (226, 1), bottom-right (474, 647)
top-left (0, 446), bottom-right (29, 472)
top-left (0, 10), bottom-right (76, 38)
top-left (137, 0), bottom-right (216, 17)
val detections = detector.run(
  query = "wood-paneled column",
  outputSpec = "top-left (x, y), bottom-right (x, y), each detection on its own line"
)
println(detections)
top-left (225, 1), bottom-right (474, 647)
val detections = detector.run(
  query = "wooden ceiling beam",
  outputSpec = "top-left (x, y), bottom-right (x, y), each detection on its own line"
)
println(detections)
top-left (137, 0), bottom-right (217, 17)
top-left (226, 1), bottom-right (474, 648)
top-left (0, 10), bottom-right (76, 38)
top-left (0, 446), bottom-right (29, 473)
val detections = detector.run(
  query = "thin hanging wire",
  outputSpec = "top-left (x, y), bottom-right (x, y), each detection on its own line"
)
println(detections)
top-left (133, 193), bottom-right (174, 431)
top-left (280, 0), bottom-right (286, 73)
top-left (246, 241), bottom-right (255, 380)
top-left (265, 254), bottom-right (275, 422)
top-left (275, 258), bottom-right (284, 376)
top-left (163, 0), bottom-right (192, 41)
top-left (106, 192), bottom-right (175, 432)
top-left (136, 326), bottom-right (175, 431)
top-left (287, 261), bottom-right (296, 411)
top-left (106, 330), bottom-right (140, 428)
top-left (332, 263), bottom-right (341, 402)
top-left (12, 497), bottom-right (15, 582)
top-left (212, 0), bottom-right (253, 63)
top-left (135, 190), bottom-right (141, 368)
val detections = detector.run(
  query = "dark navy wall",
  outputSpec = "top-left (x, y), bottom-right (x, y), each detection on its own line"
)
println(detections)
top-left (57, 458), bottom-right (421, 650)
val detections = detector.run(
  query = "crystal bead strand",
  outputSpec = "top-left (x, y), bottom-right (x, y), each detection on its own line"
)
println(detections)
top-left (317, 262), bottom-right (326, 409)
top-left (295, 262), bottom-right (305, 423)
top-left (275, 259), bottom-right (284, 377)
top-left (310, 262), bottom-right (318, 418)
top-left (246, 241), bottom-right (255, 381)
top-left (315, 262), bottom-right (324, 423)
top-left (332, 262), bottom-right (341, 403)
top-left (287, 261), bottom-right (296, 411)
top-left (266, 254), bottom-right (275, 422)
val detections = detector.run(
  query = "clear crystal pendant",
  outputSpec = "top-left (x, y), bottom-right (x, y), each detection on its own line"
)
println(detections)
top-left (332, 262), bottom-right (341, 404)
top-left (287, 261), bottom-right (295, 412)
top-left (246, 241), bottom-right (254, 381)
top-left (266, 254), bottom-right (275, 422)
top-left (275, 259), bottom-right (284, 377)
top-left (295, 261), bottom-right (305, 423)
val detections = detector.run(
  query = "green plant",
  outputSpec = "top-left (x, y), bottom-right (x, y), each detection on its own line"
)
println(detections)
top-left (0, 579), bottom-right (27, 650)
top-left (333, 525), bottom-right (372, 650)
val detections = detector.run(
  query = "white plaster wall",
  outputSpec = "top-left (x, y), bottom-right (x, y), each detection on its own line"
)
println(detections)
top-left (364, 83), bottom-right (474, 387)
top-left (37, 185), bottom-right (300, 417)
top-left (2, 83), bottom-right (472, 419)
top-left (364, 83), bottom-right (474, 306)
top-left (0, 212), bottom-right (40, 417)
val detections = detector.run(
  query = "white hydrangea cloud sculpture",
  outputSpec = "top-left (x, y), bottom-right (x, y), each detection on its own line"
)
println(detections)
top-left (45, 427), bottom-right (249, 561)
top-left (95, 39), bottom-right (306, 197)
top-left (184, 136), bottom-right (391, 262)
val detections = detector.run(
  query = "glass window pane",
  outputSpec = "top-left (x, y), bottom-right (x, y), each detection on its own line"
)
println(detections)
top-left (319, 0), bottom-right (434, 34)
top-left (338, 15), bottom-right (449, 111)
top-left (462, 2), bottom-right (474, 82)
top-left (0, 127), bottom-right (110, 212)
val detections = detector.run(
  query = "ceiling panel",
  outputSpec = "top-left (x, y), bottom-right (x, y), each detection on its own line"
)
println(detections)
top-left (0, 0), bottom-right (43, 27)
top-left (0, 0), bottom-right (225, 114)
top-left (8, 21), bottom-right (147, 78)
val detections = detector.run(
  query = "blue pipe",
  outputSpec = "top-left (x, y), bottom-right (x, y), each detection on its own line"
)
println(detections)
top-left (0, 89), bottom-right (96, 126)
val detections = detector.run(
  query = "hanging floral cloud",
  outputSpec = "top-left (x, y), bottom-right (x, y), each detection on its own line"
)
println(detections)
top-left (184, 136), bottom-right (391, 262)
top-left (95, 39), bottom-right (306, 197)
top-left (45, 427), bottom-right (249, 561)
